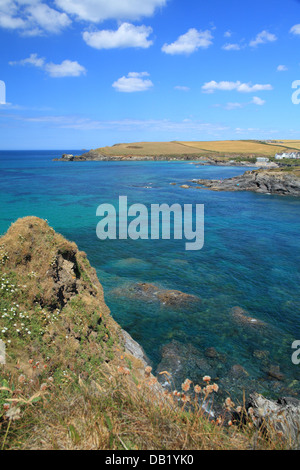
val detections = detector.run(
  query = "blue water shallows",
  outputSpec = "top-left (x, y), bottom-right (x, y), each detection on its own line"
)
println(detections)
top-left (0, 150), bottom-right (299, 400)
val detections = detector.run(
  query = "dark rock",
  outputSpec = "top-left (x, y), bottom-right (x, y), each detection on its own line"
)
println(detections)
top-left (267, 365), bottom-right (285, 381)
top-left (190, 168), bottom-right (300, 197)
top-left (204, 347), bottom-right (219, 359)
top-left (229, 364), bottom-right (249, 378)
top-left (124, 282), bottom-right (200, 308)
top-left (156, 340), bottom-right (216, 389)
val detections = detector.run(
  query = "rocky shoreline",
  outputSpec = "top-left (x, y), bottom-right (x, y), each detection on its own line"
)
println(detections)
top-left (185, 168), bottom-right (300, 197)
top-left (54, 151), bottom-right (275, 166)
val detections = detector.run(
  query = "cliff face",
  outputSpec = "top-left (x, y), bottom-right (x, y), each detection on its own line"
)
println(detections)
top-left (0, 217), bottom-right (150, 399)
top-left (191, 169), bottom-right (300, 197)
top-left (1, 218), bottom-right (300, 450)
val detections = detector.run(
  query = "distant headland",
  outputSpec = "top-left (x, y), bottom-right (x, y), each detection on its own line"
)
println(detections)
top-left (54, 139), bottom-right (300, 167)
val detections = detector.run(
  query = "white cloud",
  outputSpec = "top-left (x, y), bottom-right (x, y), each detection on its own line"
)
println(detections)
top-left (249, 30), bottom-right (277, 47)
top-left (45, 60), bottom-right (86, 77)
top-left (83, 23), bottom-right (153, 49)
top-left (162, 28), bottom-right (213, 55)
top-left (290, 24), bottom-right (300, 35)
top-left (26, 2), bottom-right (71, 34)
top-left (222, 43), bottom-right (241, 51)
top-left (224, 30), bottom-right (232, 38)
top-left (55, 0), bottom-right (167, 22)
top-left (0, 0), bottom-right (71, 35)
top-left (9, 52), bottom-right (45, 68)
top-left (9, 53), bottom-right (86, 77)
top-left (252, 96), bottom-right (265, 106)
top-left (202, 80), bottom-right (273, 94)
top-left (112, 72), bottom-right (153, 92)
top-left (277, 64), bottom-right (288, 72)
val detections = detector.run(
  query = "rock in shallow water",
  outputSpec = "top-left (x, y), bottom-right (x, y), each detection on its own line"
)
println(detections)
top-left (114, 282), bottom-right (200, 308)
top-left (230, 306), bottom-right (267, 329)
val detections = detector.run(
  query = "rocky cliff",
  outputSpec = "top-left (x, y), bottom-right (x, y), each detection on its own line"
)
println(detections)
top-left (1, 218), bottom-right (299, 449)
top-left (190, 168), bottom-right (300, 197)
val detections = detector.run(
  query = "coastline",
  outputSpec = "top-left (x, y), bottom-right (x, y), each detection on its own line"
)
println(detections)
top-left (54, 150), bottom-right (274, 167)
top-left (180, 167), bottom-right (300, 197)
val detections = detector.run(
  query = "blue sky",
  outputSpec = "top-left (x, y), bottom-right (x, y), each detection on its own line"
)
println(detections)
top-left (0, 0), bottom-right (300, 149)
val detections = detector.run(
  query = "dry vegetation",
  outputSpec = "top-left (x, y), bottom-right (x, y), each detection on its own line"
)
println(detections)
top-left (95, 141), bottom-right (203, 156)
top-left (178, 140), bottom-right (294, 156)
top-left (0, 217), bottom-right (291, 450)
top-left (92, 140), bottom-right (300, 159)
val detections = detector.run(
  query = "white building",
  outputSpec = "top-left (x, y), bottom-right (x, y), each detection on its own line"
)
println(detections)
top-left (275, 152), bottom-right (300, 160)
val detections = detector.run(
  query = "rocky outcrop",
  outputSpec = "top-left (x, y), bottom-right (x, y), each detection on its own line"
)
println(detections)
top-left (189, 169), bottom-right (300, 196)
top-left (55, 151), bottom-right (199, 162)
top-left (247, 393), bottom-right (300, 449)
top-left (121, 329), bottom-right (150, 367)
top-left (122, 282), bottom-right (200, 308)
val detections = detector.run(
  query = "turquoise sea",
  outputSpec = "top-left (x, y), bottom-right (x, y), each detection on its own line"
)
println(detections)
top-left (1, 150), bottom-right (300, 402)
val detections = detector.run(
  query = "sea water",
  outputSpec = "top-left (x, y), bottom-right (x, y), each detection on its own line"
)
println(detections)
top-left (0, 150), bottom-right (299, 401)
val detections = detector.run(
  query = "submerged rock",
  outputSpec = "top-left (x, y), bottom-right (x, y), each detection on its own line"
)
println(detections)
top-left (267, 364), bottom-right (285, 381)
top-left (230, 306), bottom-right (267, 329)
top-left (229, 364), bottom-right (249, 378)
top-left (121, 282), bottom-right (200, 308)
top-left (156, 340), bottom-right (217, 389)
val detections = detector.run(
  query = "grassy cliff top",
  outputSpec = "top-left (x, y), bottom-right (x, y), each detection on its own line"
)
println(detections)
top-left (0, 218), bottom-right (289, 450)
top-left (92, 139), bottom-right (300, 158)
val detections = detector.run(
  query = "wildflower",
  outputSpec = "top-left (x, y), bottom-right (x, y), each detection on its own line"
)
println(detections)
top-left (5, 407), bottom-right (21, 421)
top-left (194, 385), bottom-right (202, 394)
top-left (204, 384), bottom-right (214, 394)
top-left (203, 375), bottom-right (211, 383)
top-left (248, 407), bottom-right (254, 416)
top-left (3, 403), bottom-right (10, 411)
top-left (181, 378), bottom-right (192, 392)
top-left (40, 383), bottom-right (47, 391)
top-left (236, 406), bottom-right (242, 413)
top-left (18, 374), bottom-right (26, 384)
top-left (144, 366), bottom-right (152, 377)
top-left (228, 420), bottom-right (233, 426)
top-left (225, 397), bottom-right (235, 409)
top-left (212, 383), bottom-right (219, 392)
top-left (181, 393), bottom-right (190, 403)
